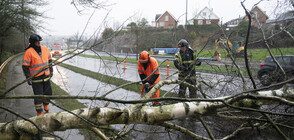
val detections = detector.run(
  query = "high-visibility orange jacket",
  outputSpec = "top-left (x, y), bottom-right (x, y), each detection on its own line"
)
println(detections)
top-left (22, 45), bottom-right (52, 77)
top-left (138, 57), bottom-right (161, 84)
top-left (138, 57), bottom-right (161, 98)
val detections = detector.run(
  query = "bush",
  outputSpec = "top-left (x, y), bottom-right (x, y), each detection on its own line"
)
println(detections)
top-left (0, 51), bottom-right (13, 64)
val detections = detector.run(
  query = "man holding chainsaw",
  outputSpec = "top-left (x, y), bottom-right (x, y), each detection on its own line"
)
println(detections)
top-left (137, 51), bottom-right (161, 99)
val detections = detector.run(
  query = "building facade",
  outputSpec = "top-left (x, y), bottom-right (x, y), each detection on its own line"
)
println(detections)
top-left (193, 7), bottom-right (219, 25)
top-left (155, 11), bottom-right (177, 29)
top-left (243, 6), bottom-right (268, 28)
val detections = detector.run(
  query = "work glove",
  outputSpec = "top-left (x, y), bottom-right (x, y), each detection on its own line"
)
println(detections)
top-left (27, 79), bottom-right (32, 86)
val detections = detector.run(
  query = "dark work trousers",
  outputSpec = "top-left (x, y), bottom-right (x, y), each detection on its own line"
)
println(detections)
top-left (179, 77), bottom-right (197, 98)
top-left (32, 80), bottom-right (52, 113)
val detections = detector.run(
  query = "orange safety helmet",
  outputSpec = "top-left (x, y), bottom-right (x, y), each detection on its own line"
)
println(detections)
top-left (139, 51), bottom-right (149, 63)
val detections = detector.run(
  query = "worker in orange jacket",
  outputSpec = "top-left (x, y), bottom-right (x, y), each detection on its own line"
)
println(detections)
top-left (22, 34), bottom-right (53, 116)
top-left (137, 51), bottom-right (161, 99)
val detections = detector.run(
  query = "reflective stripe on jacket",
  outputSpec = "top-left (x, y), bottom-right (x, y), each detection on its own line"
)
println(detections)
top-left (137, 57), bottom-right (161, 85)
top-left (22, 46), bottom-right (52, 77)
top-left (174, 48), bottom-right (196, 77)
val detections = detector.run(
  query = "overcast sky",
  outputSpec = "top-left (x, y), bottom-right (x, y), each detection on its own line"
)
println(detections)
top-left (39, 0), bottom-right (291, 37)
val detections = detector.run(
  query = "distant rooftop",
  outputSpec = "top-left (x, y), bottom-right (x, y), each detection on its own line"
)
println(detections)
top-left (277, 11), bottom-right (294, 21)
top-left (155, 14), bottom-right (161, 21)
top-left (266, 10), bottom-right (294, 23)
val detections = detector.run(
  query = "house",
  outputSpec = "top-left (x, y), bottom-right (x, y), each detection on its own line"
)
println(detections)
top-left (243, 6), bottom-right (269, 28)
top-left (224, 6), bottom-right (268, 29)
top-left (267, 10), bottom-right (294, 27)
top-left (224, 17), bottom-right (243, 28)
top-left (155, 11), bottom-right (177, 29)
top-left (193, 7), bottom-right (219, 25)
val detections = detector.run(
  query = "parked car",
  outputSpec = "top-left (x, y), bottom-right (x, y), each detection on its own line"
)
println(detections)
top-left (257, 55), bottom-right (294, 86)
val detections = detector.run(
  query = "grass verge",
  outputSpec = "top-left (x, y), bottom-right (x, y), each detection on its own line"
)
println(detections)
top-left (198, 47), bottom-right (294, 62)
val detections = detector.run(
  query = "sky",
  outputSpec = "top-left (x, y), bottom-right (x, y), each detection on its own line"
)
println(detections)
top-left (39, 0), bottom-right (291, 37)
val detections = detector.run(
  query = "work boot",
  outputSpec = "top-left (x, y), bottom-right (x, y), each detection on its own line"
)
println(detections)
top-left (37, 111), bottom-right (44, 116)
top-left (43, 104), bottom-right (49, 113)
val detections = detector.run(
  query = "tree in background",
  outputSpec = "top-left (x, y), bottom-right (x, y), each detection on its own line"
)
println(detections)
top-left (138, 18), bottom-right (149, 27)
top-left (0, 0), bottom-right (47, 64)
top-left (102, 28), bottom-right (114, 40)
top-left (238, 20), bottom-right (249, 37)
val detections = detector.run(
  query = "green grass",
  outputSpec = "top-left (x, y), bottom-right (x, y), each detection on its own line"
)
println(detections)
top-left (197, 47), bottom-right (294, 62)
top-left (0, 51), bottom-right (13, 64)
top-left (248, 48), bottom-right (294, 61)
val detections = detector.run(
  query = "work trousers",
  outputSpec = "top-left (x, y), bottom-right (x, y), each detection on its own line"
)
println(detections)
top-left (178, 77), bottom-right (197, 98)
top-left (32, 80), bottom-right (52, 113)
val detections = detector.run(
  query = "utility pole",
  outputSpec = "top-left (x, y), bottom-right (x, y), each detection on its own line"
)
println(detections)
top-left (185, 0), bottom-right (188, 30)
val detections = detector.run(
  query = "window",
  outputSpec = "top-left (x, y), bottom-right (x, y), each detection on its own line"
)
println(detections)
top-left (206, 20), bottom-right (211, 24)
top-left (165, 15), bottom-right (169, 21)
top-left (169, 24), bottom-right (173, 29)
top-left (291, 56), bottom-right (294, 66)
top-left (198, 20), bottom-right (203, 25)
top-left (160, 22), bottom-right (165, 27)
top-left (252, 11), bottom-right (258, 19)
top-left (266, 56), bottom-right (291, 65)
top-left (203, 12), bottom-right (206, 16)
top-left (277, 57), bottom-right (291, 65)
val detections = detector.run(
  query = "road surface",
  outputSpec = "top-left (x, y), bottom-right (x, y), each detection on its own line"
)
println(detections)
top-left (0, 56), bottom-right (85, 139)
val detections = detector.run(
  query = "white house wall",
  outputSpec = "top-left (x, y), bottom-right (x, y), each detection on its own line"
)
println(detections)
top-left (196, 7), bottom-right (219, 20)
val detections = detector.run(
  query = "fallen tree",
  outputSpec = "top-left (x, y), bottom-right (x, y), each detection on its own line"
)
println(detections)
top-left (0, 82), bottom-right (293, 139)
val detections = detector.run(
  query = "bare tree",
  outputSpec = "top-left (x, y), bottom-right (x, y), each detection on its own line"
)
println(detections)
top-left (1, 0), bottom-right (294, 140)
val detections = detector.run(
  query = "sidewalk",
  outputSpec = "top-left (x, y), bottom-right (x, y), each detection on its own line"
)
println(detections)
top-left (0, 56), bottom-right (35, 122)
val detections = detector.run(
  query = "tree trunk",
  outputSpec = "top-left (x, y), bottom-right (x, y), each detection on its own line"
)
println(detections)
top-left (0, 86), bottom-right (293, 139)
